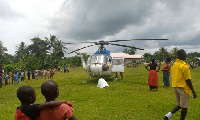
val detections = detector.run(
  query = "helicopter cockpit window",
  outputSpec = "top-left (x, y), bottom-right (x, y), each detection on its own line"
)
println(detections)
top-left (90, 55), bottom-right (96, 64)
top-left (97, 55), bottom-right (107, 63)
top-left (90, 55), bottom-right (107, 64)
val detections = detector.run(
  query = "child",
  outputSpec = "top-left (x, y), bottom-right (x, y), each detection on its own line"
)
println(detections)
top-left (40, 80), bottom-right (77, 120)
top-left (7, 72), bottom-right (10, 84)
top-left (15, 86), bottom-right (72, 120)
top-left (50, 69), bottom-right (54, 79)
top-left (0, 73), bottom-right (2, 87)
top-left (14, 71), bottom-right (19, 85)
top-left (21, 70), bottom-right (25, 81)
top-left (11, 71), bottom-right (14, 84)
top-left (46, 70), bottom-right (50, 79)
top-left (34, 70), bottom-right (38, 81)
top-left (4, 73), bottom-right (9, 85)
top-left (27, 70), bottom-right (31, 80)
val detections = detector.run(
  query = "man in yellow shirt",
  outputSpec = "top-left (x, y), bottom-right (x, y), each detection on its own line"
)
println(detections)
top-left (164, 49), bottom-right (197, 120)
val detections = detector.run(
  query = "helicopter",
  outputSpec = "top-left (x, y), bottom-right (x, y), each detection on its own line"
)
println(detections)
top-left (65, 39), bottom-right (168, 79)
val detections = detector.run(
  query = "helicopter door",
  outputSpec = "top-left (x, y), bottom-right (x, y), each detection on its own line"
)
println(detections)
top-left (111, 57), bottom-right (124, 72)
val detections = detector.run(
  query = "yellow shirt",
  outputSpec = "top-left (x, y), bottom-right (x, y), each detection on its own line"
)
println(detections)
top-left (171, 59), bottom-right (192, 94)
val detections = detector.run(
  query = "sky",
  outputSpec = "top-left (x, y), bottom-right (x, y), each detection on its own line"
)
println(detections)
top-left (1, 0), bottom-right (200, 57)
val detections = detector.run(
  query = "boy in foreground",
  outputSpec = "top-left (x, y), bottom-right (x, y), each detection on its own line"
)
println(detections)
top-left (164, 49), bottom-right (197, 120)
top-left (40, 80), bottom-right (77, 120)
top-left (16, 86), bottom-right (72, 120)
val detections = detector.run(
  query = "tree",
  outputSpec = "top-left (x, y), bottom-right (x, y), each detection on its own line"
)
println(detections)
top-left (153, 47), bottom-right (169, 61)
top-left (15, 42), bottom-right (28, 64)
top-left (123, 48), bottom-right (136, 55)
top-left (0, 41), bottom-right (8, 64)
top-left (81, 52), bottom-right (89, 63)
top-left (143, 53), bottom-right (152, 63)
top-left (45, 35), bottom-right (67, 65)
top-left (170, 47), bottom-right (178, 60)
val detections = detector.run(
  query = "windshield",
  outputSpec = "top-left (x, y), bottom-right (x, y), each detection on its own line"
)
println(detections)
top-left (90, 55), bottom-right (107, 64)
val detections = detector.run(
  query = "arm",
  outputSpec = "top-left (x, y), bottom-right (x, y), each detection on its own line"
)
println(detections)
top-left (156, 65), bottom-right (160, 72)
top-left (145, 64), bottom-right (150, 71)
top-left (186, 79), bottom-right (197, 98)
top-left (38, 100), bottom-right (72, 110)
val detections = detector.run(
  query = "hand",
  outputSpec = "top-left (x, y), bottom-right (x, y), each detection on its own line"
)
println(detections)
top-left (65, 100), bottom-right (73, 107)
top-left (193, 92), bottom-right (197, 99)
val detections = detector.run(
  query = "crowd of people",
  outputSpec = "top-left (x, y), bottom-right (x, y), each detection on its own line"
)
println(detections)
top-left (0, 65), bottom-right (70, 88)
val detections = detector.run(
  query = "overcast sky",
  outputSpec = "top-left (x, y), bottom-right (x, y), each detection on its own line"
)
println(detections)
top-left (1, 0), bottom-right (200, 56)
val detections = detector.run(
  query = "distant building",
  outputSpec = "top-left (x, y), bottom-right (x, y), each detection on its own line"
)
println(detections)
top-left (110, 53), bottom-right (145, 65)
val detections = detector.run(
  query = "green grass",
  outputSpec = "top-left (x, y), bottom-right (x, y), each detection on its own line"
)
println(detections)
top-left (0, 64), bottom-right (200, 120)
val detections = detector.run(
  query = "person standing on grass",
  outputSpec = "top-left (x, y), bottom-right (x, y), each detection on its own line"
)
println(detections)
top-left (46, 70), bottom-right (50, 79)
top-left (64, 65), bottom-right (67, 73)
top-left (11, 71), bottom-right (15, 84)
top-left (34, 70), bottom-right (39, 81)
top-left (145, 59), bottom-right (160, 91)
top-left (0, 73), bottom-right (2, 87)
top-left (4, 73), bottom-right (9, 85)
top-left (27, 70), bottom-right (31, 80)
top-left (50, 68), bottom-right (54, 79)
top-left (161, 57), bottom-right (171, 87)
top-left (21, 70), bottom-right (25, 82)
top-left (164, 49), bottom-right (197, 120)
top-left (14, 71), bottom-right (19, 85)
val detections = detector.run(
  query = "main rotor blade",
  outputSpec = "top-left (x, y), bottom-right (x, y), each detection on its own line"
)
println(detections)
top-left (109, 39), bottom-right (168, 42)
top-left (108, 43), bottom-right (144, 50)
top-left (68, 45), bottom-right (94, 54)
top-left (64, 42), bottom-right (97, 44)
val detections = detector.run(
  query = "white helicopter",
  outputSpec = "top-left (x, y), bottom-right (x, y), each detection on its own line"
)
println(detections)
top-left (66, 39), bottom-right (167, 79)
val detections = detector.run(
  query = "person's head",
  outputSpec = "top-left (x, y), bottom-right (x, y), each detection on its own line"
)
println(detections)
top-left (151, 59), bottom-right (155, 64)
top-left (165, 57), bottom-right (171, 63)
top-left (17, 86), bottom-right (36, 104)
top-left (41, 80), bottom-right (59, 101)
top-left (177, 49), bottom-right (187, 60)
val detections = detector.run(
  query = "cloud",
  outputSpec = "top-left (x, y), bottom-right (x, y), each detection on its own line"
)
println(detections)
top-left (0, 1), bottom-right (23, 19)
top-left (1, 0), bottom-right (200, 55)
top-left (48, 0), bottom-right (156, 41)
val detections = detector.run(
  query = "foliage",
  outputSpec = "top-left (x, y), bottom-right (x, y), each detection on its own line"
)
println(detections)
top-left (123, 48), bottom-right (136, 55)
top-left (170, 47), bottom-right (178, 60)
top-left (187, 52), bottom-right (200, 59)
top-left (153, 47), bottom-right (169, 61)
top-left (143, 53), bottom-right (152, 63)
top-left (0, 65), bottom-right (200, 120)
top-left (81, 52), bottom-right (89, 63)
top-left (0, 40), bottom-right (8, 64)
top-left (1, 35), bottom-right (68, 70)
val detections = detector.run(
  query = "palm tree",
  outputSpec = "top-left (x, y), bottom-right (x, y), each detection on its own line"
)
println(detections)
top-left (170, 47), bottom-right (178, 59)
top-left (15, 42), bottom-right (28, 59)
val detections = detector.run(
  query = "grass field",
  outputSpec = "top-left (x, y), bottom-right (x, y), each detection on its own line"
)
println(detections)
top-left (0, 64), bottom-right (200, 120)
